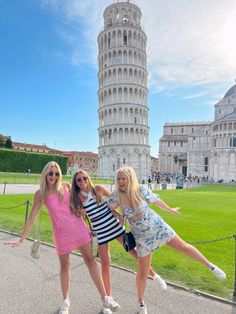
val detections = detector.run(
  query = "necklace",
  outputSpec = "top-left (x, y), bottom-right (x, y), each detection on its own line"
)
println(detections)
top-left (80, 190), bottom-right (89, 197)
top-left (80, 190), bottom-right (92, 199)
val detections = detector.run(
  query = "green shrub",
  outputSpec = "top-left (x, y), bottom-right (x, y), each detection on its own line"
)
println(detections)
top-left (0, 148), bottom-right (68, 174)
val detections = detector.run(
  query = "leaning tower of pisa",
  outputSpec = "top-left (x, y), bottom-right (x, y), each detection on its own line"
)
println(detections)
top-left (97, 1), bottom-right (150, 180)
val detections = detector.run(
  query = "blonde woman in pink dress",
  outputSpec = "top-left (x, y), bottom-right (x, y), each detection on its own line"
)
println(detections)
top-left (5, 161), bottom-right (114, 314)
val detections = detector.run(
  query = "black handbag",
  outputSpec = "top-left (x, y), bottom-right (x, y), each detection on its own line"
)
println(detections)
top-left (123, 231), bottom-right (136, 252)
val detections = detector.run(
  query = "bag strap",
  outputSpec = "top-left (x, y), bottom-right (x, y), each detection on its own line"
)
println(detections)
top-left (84, 213), bottom-right (93, 231)
top-left (35, 206), bottom-right (42, 241)
top-left (123, 215), bottom-right (130, 231)
top-left (84, 213), bottom-right (98, 238)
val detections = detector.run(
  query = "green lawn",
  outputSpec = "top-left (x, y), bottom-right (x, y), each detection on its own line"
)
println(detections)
top-left (0, 172), bottom-right (112, 184)
top-left (0, 184), bottom-right (235, 300)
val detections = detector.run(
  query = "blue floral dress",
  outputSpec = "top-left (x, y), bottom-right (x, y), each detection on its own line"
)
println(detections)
top-left (108, 185), bottom-right (175, 257)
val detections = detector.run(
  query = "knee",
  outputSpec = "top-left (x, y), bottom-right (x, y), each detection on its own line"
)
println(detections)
top-left (101, 259), bottom-right (110, 272)
top-left (180, 242), bottom-right (193, 254)
top-left (83, 254), bottom-right (96, 268)
top-left (60, 260), bottom-right (70, 273)
top-left (137, 268), bottom-right (148, 280)
top-left (137, 272), bottom-right (148, 282)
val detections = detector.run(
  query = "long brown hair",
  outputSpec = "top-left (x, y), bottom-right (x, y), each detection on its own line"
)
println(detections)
top-left (70, 170), bottom-right (102, 215)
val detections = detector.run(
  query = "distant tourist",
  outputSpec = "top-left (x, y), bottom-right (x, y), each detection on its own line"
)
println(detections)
top-left (147, 176), bottom-right (152, 189)
top-left (176, 173), bottom-right (184, 189)
top-left (108, 166), bottom-right (226, 314)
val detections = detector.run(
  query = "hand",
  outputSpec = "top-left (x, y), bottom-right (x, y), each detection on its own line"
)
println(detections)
top-left (169, 207), bottom-right (180, 214)
top-left (117, 215), bottom-right (125, 225)
top-left (4, 238), bottom-right (22, 247)
top-left (75, 208), bottom-right (86, 217)
top-left (156, 199), bottom-right (180, 215)
top-left (109, 202), bottom-right (118, 211)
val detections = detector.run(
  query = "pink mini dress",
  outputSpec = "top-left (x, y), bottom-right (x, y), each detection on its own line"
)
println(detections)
top-left (45, 190), bottom-right (91, 256)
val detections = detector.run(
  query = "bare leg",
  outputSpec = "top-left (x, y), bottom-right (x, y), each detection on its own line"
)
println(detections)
top-left (136, 254), bottom-right (152, 303)
top-left (79, 242), bottom-right (107, 298)
top-left (116, 235), bottom-right (156, 276)
top-left (58, 253), bottom-right (70, 299)
top-left (98, 242), bottom-right (111, 296)
top-left (167, 234), bottom-right (210, 266)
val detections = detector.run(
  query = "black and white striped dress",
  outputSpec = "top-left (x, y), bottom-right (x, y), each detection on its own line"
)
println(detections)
top-left (82, 194), bottom-right (125, 245)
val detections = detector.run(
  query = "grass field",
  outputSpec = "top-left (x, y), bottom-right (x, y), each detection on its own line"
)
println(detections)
top-left (0, 172), bottom-right (112, 184)
top-left (0, 184), bottom-right (235, 300)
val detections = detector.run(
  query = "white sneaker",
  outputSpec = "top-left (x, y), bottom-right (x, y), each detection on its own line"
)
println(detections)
top-left (136, 303), bottom-right (147, 314)
top-left (59, 298), bottom-right (70, 314)
top-left (103, 308), bottom-right (112, 314)
top-left (151, 273), bottom-right (167, 290)
top-left (103, 296), bottom-right (120, 312)
top-left (209, 264), bottom-right (226, 280)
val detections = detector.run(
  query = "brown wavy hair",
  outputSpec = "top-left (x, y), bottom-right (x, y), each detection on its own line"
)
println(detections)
top-left (70, 170), bottom-right (102, 215)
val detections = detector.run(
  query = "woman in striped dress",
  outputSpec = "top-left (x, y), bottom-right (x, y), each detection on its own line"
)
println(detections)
top-left (70, 170), bottom-right (167, 312)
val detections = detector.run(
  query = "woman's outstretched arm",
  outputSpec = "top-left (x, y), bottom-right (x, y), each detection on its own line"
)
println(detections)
top-left (5, 190), bottom-right (42, 246)
top-left (155, 198), bottom-right (180, 214)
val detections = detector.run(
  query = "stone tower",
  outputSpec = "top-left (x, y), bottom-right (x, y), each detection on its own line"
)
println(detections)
top-left (97, 0), bottom-right (150, 180)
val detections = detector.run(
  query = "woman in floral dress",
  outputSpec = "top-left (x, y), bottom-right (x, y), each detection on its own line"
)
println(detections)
top-left (108, 166), bottom-right (226, 314)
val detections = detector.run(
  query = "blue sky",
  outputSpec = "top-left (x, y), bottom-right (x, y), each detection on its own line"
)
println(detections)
top-left (1, 0), bottom-right (236, 157)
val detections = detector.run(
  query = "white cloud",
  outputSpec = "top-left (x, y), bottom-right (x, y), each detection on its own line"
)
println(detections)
top-left (41, 0), bottom-right (236, 90)
top-left (182, 91), bottom-right (209, 100)
top-left (141, 0), bottom-right (236, 90)
top-left (41, 0), bottom-right (109, 65)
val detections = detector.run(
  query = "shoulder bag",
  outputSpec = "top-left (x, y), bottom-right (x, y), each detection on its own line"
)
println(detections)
top-left (123, 217), bottom-right (136, 252)
top-left (31, 207), bottom-right (42, 259)
top-left (85, 213), bottom-right (98, 257)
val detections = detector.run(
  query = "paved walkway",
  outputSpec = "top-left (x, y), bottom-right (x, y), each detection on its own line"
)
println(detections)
top-left (0, 183), bottom-right (40, 195)
top-left (0, 231), bottom-right (235, 314)
top-left (0, 183), bottom-right (178, 195)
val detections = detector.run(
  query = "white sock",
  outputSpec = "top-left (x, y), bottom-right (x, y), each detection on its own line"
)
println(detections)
top-left (209, 264), bottom-right (215, 270)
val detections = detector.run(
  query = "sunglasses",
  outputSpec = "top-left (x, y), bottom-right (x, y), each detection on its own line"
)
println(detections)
top-left (76, 176), bottom-right (88, 183)
top-left (48, 171), bottom-right (60, 177)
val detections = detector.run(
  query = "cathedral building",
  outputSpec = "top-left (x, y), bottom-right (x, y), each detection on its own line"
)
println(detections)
top-left (97, 1), bottom-right (151, 180)
top-left (159, 82), bottom-right (236, 182)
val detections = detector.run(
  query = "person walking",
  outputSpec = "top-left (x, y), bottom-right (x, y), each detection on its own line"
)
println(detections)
top-left (5, 161), bottom-right (115, 314)
top-left (147, 176), bottom-right (152, 189)
top-left (70, 170), bottom-right (167, 310)
top-left (108, 166), bottom-right (226, 314)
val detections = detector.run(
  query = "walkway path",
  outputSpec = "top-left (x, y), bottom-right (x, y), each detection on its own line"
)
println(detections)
top-left (0, 183), bottom-right (178, 195)
top-left (0, 183), bottom-right (39, 195)
top-left (0, 231), bottom-right (234, 314)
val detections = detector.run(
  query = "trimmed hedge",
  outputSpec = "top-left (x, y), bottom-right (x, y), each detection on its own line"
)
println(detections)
top-left (0, 149), bottom-right (68, 174)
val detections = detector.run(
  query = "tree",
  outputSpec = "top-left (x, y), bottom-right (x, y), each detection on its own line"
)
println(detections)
top-left (4, 138), bottom-right (13, 149)
top-left (0, 135), bottom-right (5, 147)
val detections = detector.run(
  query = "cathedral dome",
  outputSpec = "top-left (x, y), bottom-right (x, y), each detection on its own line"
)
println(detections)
top-left (223, 83), bottom-right (236, 98)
